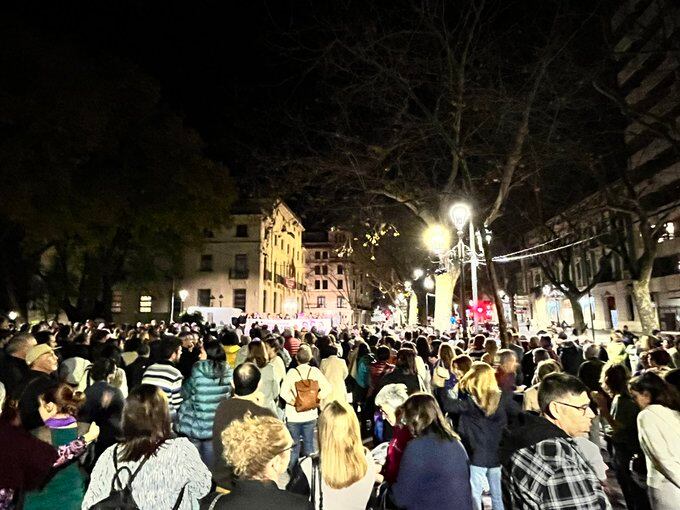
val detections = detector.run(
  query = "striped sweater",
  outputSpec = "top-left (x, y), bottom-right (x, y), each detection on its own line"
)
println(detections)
top-left (141, 361), bottom-right (184, 416)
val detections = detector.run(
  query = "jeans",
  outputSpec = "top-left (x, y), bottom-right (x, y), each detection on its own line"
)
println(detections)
top-left (470, 465), bottom-right (503, 510)
top-left (189, 438), bottom-right (215, 469)
top-left (286, 420), bottom-right (317, 470)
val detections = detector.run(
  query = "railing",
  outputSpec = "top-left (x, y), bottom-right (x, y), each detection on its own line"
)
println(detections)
top-left (229, 268), bottom-right (249, 279)
top-left (263, 269), bottom-right (272, 281)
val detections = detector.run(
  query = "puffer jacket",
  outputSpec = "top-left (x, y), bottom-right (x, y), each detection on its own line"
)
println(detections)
top-left (177, 360), bottom-right (233, 440)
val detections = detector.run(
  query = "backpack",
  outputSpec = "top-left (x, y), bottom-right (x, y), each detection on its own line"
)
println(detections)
top-left (88, 444), bottom-right (187, 510)
top-left (293, 367), bottom-right (320, 412)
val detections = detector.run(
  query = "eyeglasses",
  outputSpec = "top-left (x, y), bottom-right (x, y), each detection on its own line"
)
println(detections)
top-left (554, 401), bottom-right (591, 416)
top-left (278, 443), bottom-right (295, 456)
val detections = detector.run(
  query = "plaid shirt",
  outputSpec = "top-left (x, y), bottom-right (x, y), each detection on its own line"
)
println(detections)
top-left (502, 436), bottom-right (608, 510)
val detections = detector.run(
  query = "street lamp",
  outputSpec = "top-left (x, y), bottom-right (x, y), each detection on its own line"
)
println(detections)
top-left (423, 224), bottom-right (451, 254)
top-left (423, 276), bottom-right (435, 290)
top-left (413, 268), bottom-right (424, 280)
top-left (449, 203), bottom-right (471, 234)
top-left (8, 311), bottom-right (18, 321)
top-left (178, 289), bottom-right (189, 315)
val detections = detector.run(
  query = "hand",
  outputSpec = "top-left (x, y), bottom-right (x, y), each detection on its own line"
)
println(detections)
top-left (83, 422), bottom-right (100, 443)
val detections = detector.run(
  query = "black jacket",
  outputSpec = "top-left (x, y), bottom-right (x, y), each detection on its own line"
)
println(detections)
top-left (0, 354), bottom-right (30, 396)
top-left (444, 391), bottom-right (520, 467)
top-left (201, 480), bottom-right (311, 510)
top-left (124, 355), bottom-right (151, 390)
top-left (18, 370), bottom-right (58, 431)
top-left (558, 342), bottom-right (584, 376)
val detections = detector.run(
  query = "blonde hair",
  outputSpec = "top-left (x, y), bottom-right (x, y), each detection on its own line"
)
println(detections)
top-left (460, 362), bottom-right (502, 416)
top-left (318, 401), bottom-right (368, 489)
top-left (221, 412), bottom-right (290, 479)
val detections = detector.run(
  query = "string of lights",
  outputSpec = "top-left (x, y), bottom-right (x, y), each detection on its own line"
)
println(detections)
top-left (492, 233), bottom-right (604, 263)
top-left (494, 234), bottom-right (568, 258)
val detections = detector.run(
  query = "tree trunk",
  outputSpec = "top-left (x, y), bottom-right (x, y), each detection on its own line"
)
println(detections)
top-left (434, 267), bottom-right (460, 333)
top-left (566, 293), bottom-right (587, 334)
top-left (632, 278), bottom-right (659, 333)
top-left (480, 235), bottom-right (508, 342)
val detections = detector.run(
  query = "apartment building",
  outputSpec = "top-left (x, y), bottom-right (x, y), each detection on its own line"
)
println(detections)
top-left (112, 200), bottom-right (307, 322)
top-left (303, 230), bottom-right (373, 326)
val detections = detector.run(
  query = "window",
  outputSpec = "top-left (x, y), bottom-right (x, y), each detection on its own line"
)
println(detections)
top-left (200, 254), bottom-right (213, 272)
top-left (337, 296), bottom-right (345, 308)
top-left (139, 295), bottom-right (152, 313)
top-left (626, 294), bottom-right (635, 321)
top-left (273, 292), bottom-right (278, 313)
top-left (314, 266), bottom-right (321, 275)
top-left (203, 229), bottom-right (214, 238)
top-left (317, 296), bottom-right (326, 308)
top-left (315, 280), bottom-right (321, 290)
top-left (322, 280), bottom-right (329, 290)
top-left (315, 251), bottom-right (321, 260)
top-left (337, 279), bottom-right (343, 290)
top-left (198, 289), bottom-right (211, 307)
top-left (263, 290), bottom-right (267, 312)
top-left (322, 251), bottom-right (329, 259)
top-left (352, 279), bottom-right (356, 290)
top-left (337, 265), bottom-right (344, 274)
top-left (234, 254), bottom-right (248, 270)
top-left (233, 289), bottom-right (246, 310)
top-left (111, 290), bottom-right (122, 313)
top-left (322, 265), bottom-right (328, 275)
top-left (235, 224), bottom-right (248, 237)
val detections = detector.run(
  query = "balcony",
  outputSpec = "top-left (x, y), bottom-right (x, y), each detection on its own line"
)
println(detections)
top-left (229, 268), bottom-right (249, 279)
top-left (264, 269), bottom-right (272, 281)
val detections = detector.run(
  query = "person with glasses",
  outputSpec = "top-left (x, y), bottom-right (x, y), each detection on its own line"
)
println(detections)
top-left (201, 413), bottom-right (309, 510)
top-left (499, 373), bottom-right (609, 509)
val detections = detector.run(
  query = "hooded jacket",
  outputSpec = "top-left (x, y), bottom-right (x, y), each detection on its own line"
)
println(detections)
top-left (177, 360), bottom-right (233, 440)
top-left (499, 412), bottom-right (608, 510)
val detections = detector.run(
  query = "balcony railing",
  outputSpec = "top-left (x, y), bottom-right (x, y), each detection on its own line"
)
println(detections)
top-left (229, 268), bottom-right (249, 279)
top-left (263, 269), bottom-right (272, 281)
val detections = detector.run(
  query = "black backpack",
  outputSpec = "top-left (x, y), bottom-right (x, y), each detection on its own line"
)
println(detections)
top-left (89, 444), bottom-right (187, 510)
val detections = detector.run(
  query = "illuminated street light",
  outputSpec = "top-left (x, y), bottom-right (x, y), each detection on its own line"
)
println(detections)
top-left (423, 224), bottom-right (451, 254)
top-left (404, 280), bottom-right (412, 291)
top-left (8, 311), bottom-right (18, 321)
top-left (449, 203), bottom-right (471, 235)
top-left (423, 276), bottom-right (435, 290)
top-left (413, 268), bottom-right (424, 280)
top-left (178, 289), bottom-right (189, 315)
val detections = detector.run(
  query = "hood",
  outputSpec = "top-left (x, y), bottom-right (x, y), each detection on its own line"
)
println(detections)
top-left (498, 412), bottom-right (568, 464)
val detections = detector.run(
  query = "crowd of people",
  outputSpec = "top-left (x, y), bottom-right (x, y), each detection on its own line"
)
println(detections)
top-left (0, 316), bottom-right (679, 510)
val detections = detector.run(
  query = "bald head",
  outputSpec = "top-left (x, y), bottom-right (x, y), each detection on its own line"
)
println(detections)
top-left (233, 362), bottom-right (261, 396)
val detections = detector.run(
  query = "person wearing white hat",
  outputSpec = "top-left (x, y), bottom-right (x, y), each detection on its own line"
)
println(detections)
top-left (17, 344), bottom-right (60, 430)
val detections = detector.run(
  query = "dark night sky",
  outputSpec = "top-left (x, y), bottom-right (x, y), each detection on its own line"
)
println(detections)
top-left (2, 0), bottom-right (618, 234)
top-left (4, 0), bottom-right (302, 173)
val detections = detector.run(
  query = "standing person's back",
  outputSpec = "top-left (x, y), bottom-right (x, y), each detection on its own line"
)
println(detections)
top-left (82, 385), bottom-right (212, 510)
top-left (444, 362), bottom-right (520, 509)
top-left (320, 348), bottom-right (349, 406)
top-left (211, 363), bottom-right (276, 491)
top-left (630, 372), bottom-right (680, 510)
top-left (141, 336), bottom-right (184, 418)
top-left (299, 402), bottom-right (377, 510)
top-left (177, 341), bottom-right (233, 467)
top-left (390, 394), bottom-right (472, 510)
top-left (0, 333), bottom-right (36, 395)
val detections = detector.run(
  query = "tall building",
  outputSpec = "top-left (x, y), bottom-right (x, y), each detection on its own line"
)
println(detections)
top-left (303, 229), bottom-right (373, 326)
top-left (112, 200), bottom-right (307, 322)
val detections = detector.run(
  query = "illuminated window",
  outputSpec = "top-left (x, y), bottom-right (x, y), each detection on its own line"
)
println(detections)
top-left (139, 295), bottom-right (152, 313)
top-left (111, 290), bottom-right (122, 313)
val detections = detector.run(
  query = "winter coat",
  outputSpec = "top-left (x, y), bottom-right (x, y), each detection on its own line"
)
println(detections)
top-left (177, 360), bottom-right (233, 440)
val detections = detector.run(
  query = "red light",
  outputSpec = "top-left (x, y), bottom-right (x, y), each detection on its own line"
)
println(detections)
top-left (477, 307), bottom-right (483, 313)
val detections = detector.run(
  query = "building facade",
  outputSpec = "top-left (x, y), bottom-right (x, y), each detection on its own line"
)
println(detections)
top-left (112, 200), bottom-right (307, 323)
top-left (303, 230), bottom-right (373, 326)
